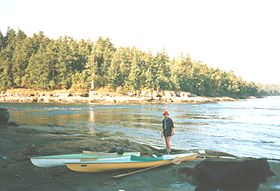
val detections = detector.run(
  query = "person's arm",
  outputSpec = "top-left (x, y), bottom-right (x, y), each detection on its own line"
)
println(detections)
top-left (161, 120), bottom-right (164, 137)
top-left (171, 128), bottom-right (174, 136)
top-left (171, 119), bottom-right (175, 136)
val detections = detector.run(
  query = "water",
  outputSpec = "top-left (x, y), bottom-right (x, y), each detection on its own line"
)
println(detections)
top-left (1, 96), bottom-right (280, 159)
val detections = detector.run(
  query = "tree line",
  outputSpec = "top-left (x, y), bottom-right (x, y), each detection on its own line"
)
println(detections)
top-left (258, 84), bottom-right (280, 96)
top-left (0, 28), bottom-right (268, 98)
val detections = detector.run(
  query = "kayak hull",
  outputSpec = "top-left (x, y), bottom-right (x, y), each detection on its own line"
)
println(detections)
top-left (66, 153), bottom-right (198, 172)
top-left (31, 158), bottom-right (80, 168)
top-left (30, 152), bottom-right (140, 168)
top-left (67, 160), bottom-right (170, 172)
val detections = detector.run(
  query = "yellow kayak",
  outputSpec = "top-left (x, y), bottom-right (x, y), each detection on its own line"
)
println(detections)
top-left (66, 153), bottom-right (198, 172)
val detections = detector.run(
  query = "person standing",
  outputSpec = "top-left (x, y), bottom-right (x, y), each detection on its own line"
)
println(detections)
top-left (161, 111), bottom-right (174, 154)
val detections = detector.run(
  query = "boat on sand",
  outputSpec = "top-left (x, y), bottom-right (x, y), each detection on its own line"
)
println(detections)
top-left (31, 152), bottom-right (140, 168)
top-left (66, 153), bottom-right (198, 172)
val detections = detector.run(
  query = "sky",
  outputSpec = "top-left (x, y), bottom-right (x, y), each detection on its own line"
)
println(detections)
top-left (1, 0), bottom-right (280, 84)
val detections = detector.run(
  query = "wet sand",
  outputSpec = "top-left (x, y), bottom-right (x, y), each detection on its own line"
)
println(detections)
top-left (0, 124), bottom-right (279, 191)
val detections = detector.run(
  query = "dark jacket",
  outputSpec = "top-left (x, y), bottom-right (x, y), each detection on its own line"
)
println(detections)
top-left (162, 117), bottom-right (174, 137)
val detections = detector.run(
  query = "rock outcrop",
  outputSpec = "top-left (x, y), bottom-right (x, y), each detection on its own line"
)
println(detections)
top-left (179, 158), bottom-right (275, 191)
top-left (0, 108), bottom-right (10, 124)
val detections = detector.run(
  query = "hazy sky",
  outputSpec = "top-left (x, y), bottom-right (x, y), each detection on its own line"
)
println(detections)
top-left (1, 0), bottom-right (280, 84)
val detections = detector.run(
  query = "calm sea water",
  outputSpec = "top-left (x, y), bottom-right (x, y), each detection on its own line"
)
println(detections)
top-left (1, 96), bottom-right (280, 159)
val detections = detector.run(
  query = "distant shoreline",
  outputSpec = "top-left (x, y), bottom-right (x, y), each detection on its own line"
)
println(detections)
top-left (0, 88), bottom-right (239, 104)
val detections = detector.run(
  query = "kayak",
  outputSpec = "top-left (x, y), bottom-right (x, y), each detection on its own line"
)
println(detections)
top-left (30, 152), bottom-right (141, 168)
top-left (65, 153), bottom-right (198, 172)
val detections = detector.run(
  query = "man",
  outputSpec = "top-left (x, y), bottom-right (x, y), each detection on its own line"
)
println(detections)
top-left (161, 111), bottom-right (174, 154)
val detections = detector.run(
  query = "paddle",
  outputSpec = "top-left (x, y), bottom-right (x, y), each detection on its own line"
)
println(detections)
top-left (198, 155), bottom-right (236, 160)
top-left (83, 150), bottom-right (97, 154)
top-left (112, 157), bottom-right (184, 179)
top-left (197, 150), bottom-right (236, 160)
top-left (82, 150), bottom-right (122, 155)
top-left (83, 148), bottom-right (125, 155)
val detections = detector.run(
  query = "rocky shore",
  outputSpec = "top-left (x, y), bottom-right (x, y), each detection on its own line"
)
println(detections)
top-left (0, 121), bottom-right (279, 191)
top-left (0, 88), bottom-right (236, 104)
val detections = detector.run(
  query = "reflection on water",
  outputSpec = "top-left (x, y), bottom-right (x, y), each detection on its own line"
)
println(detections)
top-left (1, 97), bottom-right (280, 159)
top-left (89, 109), bottom-right (95, 123)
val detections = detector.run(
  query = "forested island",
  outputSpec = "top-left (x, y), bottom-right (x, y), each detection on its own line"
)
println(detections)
top-left (0, 28), bottom-right (279, 100)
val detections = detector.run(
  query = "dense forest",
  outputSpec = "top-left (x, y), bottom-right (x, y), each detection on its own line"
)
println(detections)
top-left (0, 28), bottom-right (277, 98)
top-left (258, 84), bottom-right (280, 96)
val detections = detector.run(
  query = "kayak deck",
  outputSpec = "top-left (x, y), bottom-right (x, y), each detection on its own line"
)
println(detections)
top-left (30, 152), bottom-right (141, 168)
top-left (31, 152), bottom-right (140, 159)
top-left (66, 153), bottom-right (198, 172)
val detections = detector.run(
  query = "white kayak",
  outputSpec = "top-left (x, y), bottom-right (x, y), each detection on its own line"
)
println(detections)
top-left (30, 152), bottom-right (141, 168)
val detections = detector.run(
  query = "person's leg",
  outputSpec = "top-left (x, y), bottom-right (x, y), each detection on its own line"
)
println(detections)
top-left (165, 136), bottom-right (171, 154)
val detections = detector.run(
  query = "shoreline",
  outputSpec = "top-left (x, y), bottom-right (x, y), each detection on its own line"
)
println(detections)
top-left (0, 88), bottom-right (237, 104)
top-left (0, 123), bottom-right (279, 191)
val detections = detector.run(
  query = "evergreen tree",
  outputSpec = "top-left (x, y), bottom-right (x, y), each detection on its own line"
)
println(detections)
top-left (0, 29), bottom-right (17, 89)
top-left (119, 48), bottom-right (132, 77)
top-left (127, 49), bottom-right (142, 92)
top-left (154, 50), bottom-right (171, 90)
top-left (85, 37), bottom-right (116, 88)
top-left (108, 50), bottom-right (122, 88)
top-left (11, 30), bottom-right (30, 87)
top-left (145, 53), bottom-right (158, 93)
top-left (0, 28), bottom-right (263, 97)
top-left (23, 45), bottom-right (49, 89)
top-left (108, 47), bottom-right (132, 88)
top-left (0, 31), bottom-right (5, 50)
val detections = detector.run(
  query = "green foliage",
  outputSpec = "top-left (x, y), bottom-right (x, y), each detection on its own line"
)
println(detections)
top-left (0, 31), bottom-right (5, 50)
top-left (85, 37), bottom-right (116, 88)
top-left (127, 49), bottom-right (142, 91)
top-left (145, 53), bottom-right (158, 91)
top-left (257, 84), bottom-right (280, 96)
top-left (71, 72), bottom-right (88, 90)
top-left (0, 28), bottom-right (269, 97)
top-left (155, 50), bottom-right (171, 90)
top-left (0, 28), bottom-right (17, 89)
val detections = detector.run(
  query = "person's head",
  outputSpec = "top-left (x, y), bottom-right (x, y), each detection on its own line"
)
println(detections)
top-left (163, 111), bottom-right (169, 118)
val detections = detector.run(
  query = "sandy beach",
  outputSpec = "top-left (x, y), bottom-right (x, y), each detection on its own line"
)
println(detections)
top-left (1, 122), bottom-right (279, 191)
